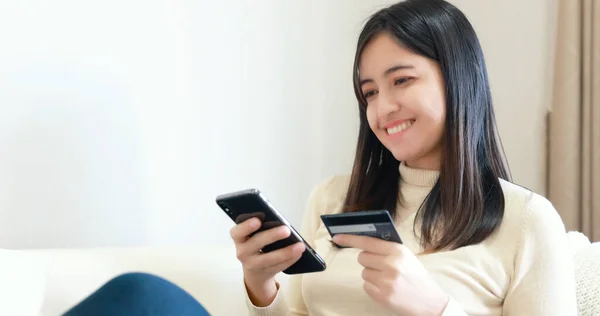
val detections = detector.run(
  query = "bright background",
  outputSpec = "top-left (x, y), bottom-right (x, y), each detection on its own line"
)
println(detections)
top-left (0, 0), bottom-right (557, 249)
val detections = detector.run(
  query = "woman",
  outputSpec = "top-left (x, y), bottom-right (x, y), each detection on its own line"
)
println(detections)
top-left (231, 0), bottom-right (577, 315)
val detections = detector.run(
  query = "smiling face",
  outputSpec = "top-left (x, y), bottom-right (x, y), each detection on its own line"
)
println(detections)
top-left (359, 32), bottom-right (447, 170)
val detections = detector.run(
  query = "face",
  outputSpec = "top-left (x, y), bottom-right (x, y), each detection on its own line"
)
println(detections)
top-left (359, 32), bottom-right (446, 170)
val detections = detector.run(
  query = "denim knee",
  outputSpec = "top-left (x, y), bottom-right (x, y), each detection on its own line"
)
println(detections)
top-left (106, 272), bottom-right (173, 292)
top-left (63, 272), bottom-right (210, 316)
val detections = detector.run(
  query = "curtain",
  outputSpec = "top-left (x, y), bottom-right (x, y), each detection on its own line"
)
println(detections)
top-left (548, 0), bottom-right (600, 241)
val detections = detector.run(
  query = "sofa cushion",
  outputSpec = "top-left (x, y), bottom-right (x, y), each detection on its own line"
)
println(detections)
top-left (33, 245), bottom-right (249, 316)
top-left (572, 238), bottom-right (600, 315)
top-left (0, 249), bottom-right (47, 316)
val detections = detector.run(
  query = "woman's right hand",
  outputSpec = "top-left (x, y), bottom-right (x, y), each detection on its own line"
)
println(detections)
top-left (230, 217), bottom-right (306, 306)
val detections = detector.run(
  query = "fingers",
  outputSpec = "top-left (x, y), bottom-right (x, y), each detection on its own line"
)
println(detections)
top-left (230, 217), bottom-right (305, 283)
top-left (252, 242), bottom-right (305, 271)
top-left (273, 251), bottom-right (305, 271)
top-left (358, 251), bottom-right (387, 271)
top-left (361, 267), bottom-right (381, 284)
top-left (362, 268), bottom-right (395, 305)
top-left (246, 225), bottom-right (291, 253)
top-left (332, 234), bottom-right (385, 253)
top-left (231, 218), bottom-right (300, 269)
top-left (331, 234), bottom-right (364, 248)
top-left (362, 280), bottom-right (381, 301)
top-left (230, 217), bottom-right (262, 243)
top-left (230, 218), bottom-right (292, 253)
top-left (244, 242), bottom-right (305, 274)
top-left (333, 234), bottom-right (405, 256)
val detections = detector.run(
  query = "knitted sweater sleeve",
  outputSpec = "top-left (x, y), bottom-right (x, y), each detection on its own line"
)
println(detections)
top-left (502, 194), bottom-right (578, 315)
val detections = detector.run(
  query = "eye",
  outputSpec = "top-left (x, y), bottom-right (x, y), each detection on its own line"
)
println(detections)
top-left (363, 90), bottom-right (378, 99)
top-left (394, 77), bottom-right (411, 85)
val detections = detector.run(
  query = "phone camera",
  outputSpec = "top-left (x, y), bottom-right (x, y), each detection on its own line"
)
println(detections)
top-left (224, 207), bottom-right (231, 213)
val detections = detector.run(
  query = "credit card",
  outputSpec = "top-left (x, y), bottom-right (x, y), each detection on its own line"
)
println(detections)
top-left (320, 210), bottom-right (402, 248)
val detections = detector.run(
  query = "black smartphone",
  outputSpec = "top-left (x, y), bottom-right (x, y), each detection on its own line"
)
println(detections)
top-left (216, 188), bottom-right (326, 275)
top-left (320, 210), bottom-right (403, 248)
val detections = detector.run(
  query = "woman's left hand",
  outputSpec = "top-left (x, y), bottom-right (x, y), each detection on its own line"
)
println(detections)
top-left (333, 234), bottom-right (450, 316)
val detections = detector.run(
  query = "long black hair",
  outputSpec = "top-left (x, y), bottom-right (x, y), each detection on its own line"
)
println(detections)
top-left (344, 0), bottom-right (511, 252)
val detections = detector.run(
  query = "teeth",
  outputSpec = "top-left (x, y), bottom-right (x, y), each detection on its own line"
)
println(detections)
top-left (387, 120), bottom-right (414, 135)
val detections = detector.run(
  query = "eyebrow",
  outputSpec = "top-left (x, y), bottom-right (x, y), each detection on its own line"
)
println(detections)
top-left (359, 64), bottom-right (415, 87)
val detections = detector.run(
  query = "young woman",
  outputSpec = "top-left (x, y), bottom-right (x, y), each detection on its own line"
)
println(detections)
top-left (230, 0), bottom-right (577, 315)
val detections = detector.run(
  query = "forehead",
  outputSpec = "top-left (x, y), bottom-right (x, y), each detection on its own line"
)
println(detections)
top-left (358, 32), bottom-right (424, 77)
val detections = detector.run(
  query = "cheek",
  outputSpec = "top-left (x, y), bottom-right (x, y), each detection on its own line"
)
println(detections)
top-left (416, 91), bottom-right (446, 130)
top-left (432, 103), bottom-right (446, 131)
top-left (419, 99), bottom-right (446, 149)
top-left (365, 106), bottom-right (379, 131)
top-left (428, 82), bottom-right (447, 125)
top-left (423, 106), bottom-right (445, 128)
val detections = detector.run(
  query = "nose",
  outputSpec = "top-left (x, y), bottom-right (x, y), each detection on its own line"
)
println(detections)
top-left (376, 88), bottom-right (400, 120)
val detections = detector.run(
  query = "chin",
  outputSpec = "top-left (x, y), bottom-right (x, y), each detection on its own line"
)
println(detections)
top-left (386, 148), bottom-right (413, 162)
top-left (385, 145), bottom-right (428, 166)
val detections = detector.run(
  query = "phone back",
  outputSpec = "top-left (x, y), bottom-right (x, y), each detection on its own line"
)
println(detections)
top-left (216, 189), bottom-right (326, 274)
top-left (217, 189), bottom-right (295, 252)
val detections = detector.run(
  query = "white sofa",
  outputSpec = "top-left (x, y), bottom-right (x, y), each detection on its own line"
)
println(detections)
top-left (27, 244), bottom-right (266, 316)
top-left (1, 232), bottom-right (599, 316)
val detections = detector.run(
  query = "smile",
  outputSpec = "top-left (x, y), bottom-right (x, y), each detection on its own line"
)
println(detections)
top-left (386, 120), bottom-right (415, 135)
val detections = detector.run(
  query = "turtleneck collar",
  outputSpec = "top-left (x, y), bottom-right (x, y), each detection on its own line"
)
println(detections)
top-left (398, 161), bottom-right (440, 187)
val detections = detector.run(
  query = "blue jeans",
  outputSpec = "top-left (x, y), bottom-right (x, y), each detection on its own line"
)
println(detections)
top-left (63, 272), bottom-right (211, 316)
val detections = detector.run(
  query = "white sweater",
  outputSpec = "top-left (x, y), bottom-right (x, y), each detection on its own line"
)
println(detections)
top-left (245, 163), bottom-right (578, 315)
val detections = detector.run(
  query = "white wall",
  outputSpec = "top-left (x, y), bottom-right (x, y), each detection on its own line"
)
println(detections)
top-left (0, 0), bottom-right (557, 249)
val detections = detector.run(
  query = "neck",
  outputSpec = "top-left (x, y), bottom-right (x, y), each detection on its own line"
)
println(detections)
top-left (404, 157), bottom-right (441, 171)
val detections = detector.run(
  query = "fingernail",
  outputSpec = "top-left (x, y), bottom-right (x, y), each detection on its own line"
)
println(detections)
top-left (332, 235), bottom-right (341, 243)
